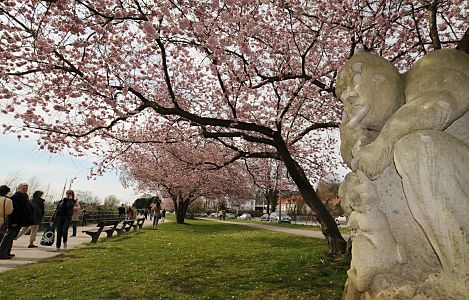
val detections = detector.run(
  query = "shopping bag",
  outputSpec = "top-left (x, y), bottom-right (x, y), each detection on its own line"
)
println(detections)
top-left (40, 224), bottom-right (55, 246)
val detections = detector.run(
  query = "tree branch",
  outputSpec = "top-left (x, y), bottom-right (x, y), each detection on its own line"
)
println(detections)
top-left (201, 128), bottom-right (276, 147)
top-left (252, 73), bottom-right (332, 93)
top-left (208, 151), bottom-right (280, 170)
top-left (289, 122), bottom-right (339, 145)
top-left (428, 0), bottom-right (442, 50)
top-left (410, 2), bottom-right (427, 54)
top-left (25, 103), bottom-right (148, 138)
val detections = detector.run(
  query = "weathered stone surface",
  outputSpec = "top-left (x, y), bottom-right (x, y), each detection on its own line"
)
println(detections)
top-left (337, 49), bottom-right (469, 299)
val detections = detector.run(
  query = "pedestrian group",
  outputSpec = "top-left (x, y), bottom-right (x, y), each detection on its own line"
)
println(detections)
top-left (0, 183), bottom-right (82, 257)
top-left (0, 183), bottom-right (167, 259)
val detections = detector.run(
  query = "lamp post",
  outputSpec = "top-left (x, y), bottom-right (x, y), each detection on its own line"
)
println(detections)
top-left (68, 176), bottom-right (77, 189)
top-left (60, 168), bottom-right (90, 199)
top-left (278, 197), bottom-right (281, 224)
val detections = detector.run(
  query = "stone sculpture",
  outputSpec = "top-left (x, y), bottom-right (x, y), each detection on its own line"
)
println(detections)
top-left (336, 48), bottom-right (469, 299)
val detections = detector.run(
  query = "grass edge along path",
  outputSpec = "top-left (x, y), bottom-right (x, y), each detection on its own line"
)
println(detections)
top-left (0, 219), bottom-right (349, 300)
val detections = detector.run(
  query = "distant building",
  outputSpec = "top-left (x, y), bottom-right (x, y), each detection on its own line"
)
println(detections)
top-left (277, 190), bottom-right (313, 215)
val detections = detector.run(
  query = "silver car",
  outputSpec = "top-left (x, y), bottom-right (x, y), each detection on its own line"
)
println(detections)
top-left (335, 216), bottom-right (347, 225)
top-left (238, 213), bottom-right (252, 220)
top-left (269, 212), bottom-right (291, 224)
top-left (225, 213), bottom-right (237, 219)
top-left (260, 214), bottom-right (270, 221)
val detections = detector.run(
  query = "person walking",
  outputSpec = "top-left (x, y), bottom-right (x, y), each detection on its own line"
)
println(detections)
top-left (70, 201), bottom-right (81, 237)
top-left (81, 209), bottom-right (87, 226)
top-left (118, 204), bottom-right (125, 222)
top-left (149, 201), bottom-right (155, 221)
top-left (0, 185), bottom-right (14, 242)
top-left (127, 207), bottom-right (134, 220)
top-left (160, 208), bottom-right (166, 223)
top-left (16, 190), bottom-right (45, 248)
top-left (0, 183), bottom-right (33, 259)
top-left (152, 201), bottom-right (161, 230)
top-left (51, 190), bottom-right (75, 251)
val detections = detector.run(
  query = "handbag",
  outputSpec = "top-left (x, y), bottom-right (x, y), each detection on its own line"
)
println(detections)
top-left (40, 224), bottom-right (55, 246)
top-left (0, 198), bottom-right (6, 234)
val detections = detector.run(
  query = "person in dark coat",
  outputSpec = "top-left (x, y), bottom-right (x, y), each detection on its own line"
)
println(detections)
top-left (118, 204), bottom-right (125, 222)
top-left (51, 189), bottom-right (75, 252)
top-left (81, 209), bottom-right (87, 226)
top-left (127, 207), bottom-right (134, 220)
top-left (0, 183), bottom-right (33, 259)
top-left (16, 190), bottom-right (45, 248)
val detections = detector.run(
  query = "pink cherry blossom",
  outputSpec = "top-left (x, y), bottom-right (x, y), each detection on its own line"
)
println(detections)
top-left (0, 0), bottom-right (467, 255)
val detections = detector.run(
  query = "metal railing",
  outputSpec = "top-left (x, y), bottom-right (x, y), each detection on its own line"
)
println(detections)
top-left (41, 210), bottom-right (122, 229)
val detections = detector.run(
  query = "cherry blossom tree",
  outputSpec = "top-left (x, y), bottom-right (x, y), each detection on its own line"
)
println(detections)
top-left (118, 137), bottom-right (253, 224)
top-left (1, 0), bottom-right (467, 254)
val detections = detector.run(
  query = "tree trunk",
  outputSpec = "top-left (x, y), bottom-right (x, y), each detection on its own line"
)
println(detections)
top-left (265, 188), bottom-right (278, 213)
top-left (173, 196), bottom-right (190, 224)
top-left (275, 136), bottom-right (347, 256)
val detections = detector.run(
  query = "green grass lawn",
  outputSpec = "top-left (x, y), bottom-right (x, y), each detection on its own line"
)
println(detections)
top-left (0, 219), bottom-right (349, 300)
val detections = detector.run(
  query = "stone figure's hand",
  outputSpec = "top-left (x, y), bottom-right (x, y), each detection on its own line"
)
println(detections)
top-left (340, 124), bottom-right (369, 167)
top-left (351, 139), bottom-right (393, 179)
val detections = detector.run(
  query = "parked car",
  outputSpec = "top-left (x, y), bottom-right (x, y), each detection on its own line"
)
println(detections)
top-left (269, 212), bottom-right (291, 224)
top-left (260, 214), bottom-right (270, 221)
top-left (238, 213), bottom-right (252, 220)
top-left (335, 216), bottom-right (347, 225)
top-left (225, 213), bottom-right (237, 219)
top-left (208, 212), bottom-right (218, 218)
top-left (195, 212), bottom-right (208, 217)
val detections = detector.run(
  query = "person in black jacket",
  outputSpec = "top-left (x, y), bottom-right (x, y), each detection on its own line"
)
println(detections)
top-left (118, 204), bottom-right (125, 222)
top-left (16, 191), bottom-right (45, 248)
top-left (0, 183), bottom-right (33, 259)
top-left (51, 189), bottom-right (75, 252)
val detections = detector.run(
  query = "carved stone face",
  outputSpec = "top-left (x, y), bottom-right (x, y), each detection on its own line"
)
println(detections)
top-left (337, 51), bottom-right (404, 132)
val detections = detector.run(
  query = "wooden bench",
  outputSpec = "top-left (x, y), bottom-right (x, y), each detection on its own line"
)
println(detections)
top-left (132, 218), bottom-right (145, 231)
top-left (115, 220), bottom-right (134, 235)
top-left (137, 217), bottom-right (146, 229)
top-left (103, 220), bottom-right (120, 238)
top-left (82, 222), bottom-right (105, 243)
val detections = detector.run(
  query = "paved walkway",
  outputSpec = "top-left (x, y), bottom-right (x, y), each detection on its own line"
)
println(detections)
top-left (221, 220), bottom-right (327, 238)
top-left (0, 217), bottom-right (155, 273)
top-left (208, 219), bottom-right (350, 240)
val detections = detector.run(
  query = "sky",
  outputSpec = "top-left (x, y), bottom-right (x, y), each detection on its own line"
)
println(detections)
top-left (0, 133), bottom-right (140, 204)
